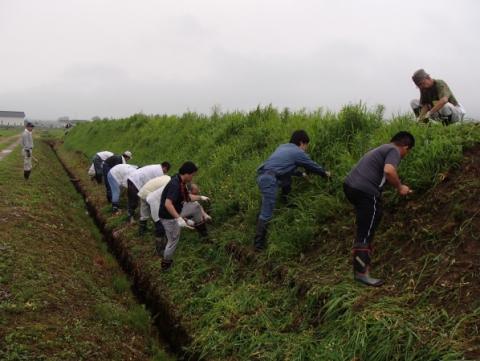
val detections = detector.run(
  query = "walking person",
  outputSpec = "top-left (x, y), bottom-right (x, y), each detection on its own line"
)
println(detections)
top-left (158, 161), bottom-right (210, 270)
top-left (21, 122), bottom-right (34, 180)
top-left (102, 151), bottom-right (132, 202)
top-left (254, 130), bottom-right (330, 251)
top-left (343, 131), bottom-right (415, 287)
top-left (107, 164), bottom-right (139, 213)
top-left (88, 150), bottom-right (114, 183)
top-left (126, 162), bottom-right (171, 222)
top-left (410, 69), bottom-right (466, 124)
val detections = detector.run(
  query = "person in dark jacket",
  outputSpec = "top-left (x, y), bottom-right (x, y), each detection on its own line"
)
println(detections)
top-left (254, 130), bottom-right (330, 251)
top-left (343, 131), bottom-right (414, 287)
top-left (102, 151), bottom-right (132, 202)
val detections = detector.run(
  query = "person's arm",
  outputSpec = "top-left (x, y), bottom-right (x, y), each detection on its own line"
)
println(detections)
top-left (418, 105), bottom-right (431, 121)
top-left (189, 194), bottom-right (209, 202)
top-left (384, 164), bottom-right (411, 195)
top-left (295, 152), bottom-right (330, 177)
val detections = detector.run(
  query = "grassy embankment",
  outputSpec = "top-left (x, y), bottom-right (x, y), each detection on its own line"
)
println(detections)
top-left (0, 139), bottom-right (172, 360)
top-left (58, 105), bottom-right (480, 360)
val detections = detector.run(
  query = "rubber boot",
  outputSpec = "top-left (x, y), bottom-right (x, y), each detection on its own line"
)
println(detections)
top-left (138, 220), bottom-right (148, 236)
top-left (161, 259), bottom-right (173, 271)
top-left (155, 236), bottom-right (167, 256)
top-left (195, 222), bottom-right (208, 239)
top-left (112, 203), bottom-right (120, 214)
top-left (353, 243), bottom-right (384, 287)
top-left (24, 170), bottom-right (31, 180)
top-left (253, 218), bottom-right (268, 251)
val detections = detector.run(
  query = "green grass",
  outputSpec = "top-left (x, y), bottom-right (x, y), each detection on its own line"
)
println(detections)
top-left (0, 142), bottom-right (170, 360)
top-left (58, 104), bottom-right (480, 360)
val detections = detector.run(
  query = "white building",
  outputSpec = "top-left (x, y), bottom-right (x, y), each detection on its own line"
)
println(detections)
top-left (0, 111), bottom-right (26, 127)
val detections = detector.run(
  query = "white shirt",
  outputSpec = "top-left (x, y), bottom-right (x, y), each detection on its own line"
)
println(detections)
top-left (22, 129), bottom-right (33, 150)
top-left (110, 164), bottom-right (138, 187)
top-left (138, 175), bottom-right (171, 200)
top-left (97, 151), bottom-right (113, 161)
top-left (146, 185), bottom-right (166, 222)
top-left (128, 165), bottom-right (164, 190)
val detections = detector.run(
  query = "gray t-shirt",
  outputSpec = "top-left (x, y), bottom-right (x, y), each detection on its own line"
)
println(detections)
top-left (344, 144), bottom-right (401, 196)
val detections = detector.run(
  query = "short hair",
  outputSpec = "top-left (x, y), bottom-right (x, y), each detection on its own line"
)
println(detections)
top-left (179, 161), bottom-right (198, 175)
top-left (289, 130), bottom-right (310, 146)
top-left (161, 161), bottom-right (171, 172)
top-left (391, 131), bottom-right (415, 149)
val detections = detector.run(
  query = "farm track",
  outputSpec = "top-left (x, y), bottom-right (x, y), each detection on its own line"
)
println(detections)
top-left (48, 140), bottom-right (196, 360)
top-left (0, 136), bottom-right (20, 161)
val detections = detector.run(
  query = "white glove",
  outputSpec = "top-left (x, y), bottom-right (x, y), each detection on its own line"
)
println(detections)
top-left (177, 217), bottom-right (194, 229)
top-left (200, 196), bottom-right (210, 202)
top-left (424, 111), bottom-right (431, 119)
top-left (186, 219), bottom-right (195, 227)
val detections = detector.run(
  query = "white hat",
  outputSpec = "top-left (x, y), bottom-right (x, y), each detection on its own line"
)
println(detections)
top-left (123, 150), bottom-right (132, 158)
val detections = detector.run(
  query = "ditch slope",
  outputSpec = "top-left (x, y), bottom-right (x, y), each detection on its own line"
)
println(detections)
top-left (0, 141), bottom-right (172, 360)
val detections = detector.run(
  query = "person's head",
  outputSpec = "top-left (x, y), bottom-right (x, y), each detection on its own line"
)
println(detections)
top-left (390, 131), bottom-right (415, 158)
top-left (412, 69), bottom-right (434, 90)
top-left (123, 150), bottom-right (132, 161)
top-left (189, 183), bottom-right (200, 195)
top-left (161, 161), bottom-right (171, 174)
top-left (25, 122), bottom-right (34, 131)
top-left (289, 130), bottom-right (310, 150)
top-left (179, 161), bottom-right (198, 182)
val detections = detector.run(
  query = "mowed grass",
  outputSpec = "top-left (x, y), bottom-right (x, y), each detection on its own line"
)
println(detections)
top-left (0, 141), bottom-right (172, 360)
top-left (58, 105), bottom-right (480, 360)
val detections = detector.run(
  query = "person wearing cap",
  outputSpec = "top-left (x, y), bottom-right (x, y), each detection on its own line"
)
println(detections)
top-left (158, 161), bottom-right (210, 270)
top-left (253, 130), bottom-right (330, 251)
top-left (102, 151), bottom-right (132, 202)
top-left (87, 150), bottom-right (114, 183)
top-left (410, 69), bottom-right (466, 124)
top-left (21, 122), bottom-right (34, 180)
top-left (126, 162), bottom-right (171, 222)
top-left (107, 163), bottom-right (139, 213)
top-left (343, 131), bottom-right (415, 287)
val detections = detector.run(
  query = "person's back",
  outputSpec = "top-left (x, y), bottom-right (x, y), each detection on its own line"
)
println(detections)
top-left (138, 175), bottom-right (171, 200)
top-left (128, 165), bottom-right (164, 191)
top-left (104, 154), bottom-right (124, 168)
top-left (110, 164), bottom-right (138, 187)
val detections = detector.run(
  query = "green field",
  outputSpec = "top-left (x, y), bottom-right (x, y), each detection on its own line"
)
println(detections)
top-left (0, 142), bottom-right (172, 360)
top-left (55, 104), bottom-right (480, 360)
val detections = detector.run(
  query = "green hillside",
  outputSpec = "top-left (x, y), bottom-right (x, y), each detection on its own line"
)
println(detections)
top-left (60, 104), bottom-right (480, 360)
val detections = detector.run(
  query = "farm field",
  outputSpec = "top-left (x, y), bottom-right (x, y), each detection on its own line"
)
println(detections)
top-left (55, 105), bottom-right (480, 360)
top-left (0, 140), bottom-right (172, 360)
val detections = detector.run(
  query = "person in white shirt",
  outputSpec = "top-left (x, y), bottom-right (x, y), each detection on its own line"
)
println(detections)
top-left (137, 175), bottom-right (171, 236)
top-left (107, 164), bottom-right (139, 213)
top-left (126, 162), bottom-right (171, 221)
top-left (87, 150), bottom-right (114, 183)
top-left (21, 122), bottom-right (34, 180)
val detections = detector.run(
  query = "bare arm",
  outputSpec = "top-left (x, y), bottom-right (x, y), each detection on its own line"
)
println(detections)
top-left (430, 96), bottom-right (449, 114)
top-left (384, 164), bottom-right (411, 195)
top-left (165, 199), bottom-right (181, 219)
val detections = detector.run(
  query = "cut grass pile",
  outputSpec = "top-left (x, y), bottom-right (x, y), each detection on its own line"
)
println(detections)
top-left (58, 104), bottom-right (480, 360)
top-left (0, 141), bottom-right (172, 360)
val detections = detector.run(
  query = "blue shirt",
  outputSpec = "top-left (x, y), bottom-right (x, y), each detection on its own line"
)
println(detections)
top-left (257, 143), bottom-right (327, 177)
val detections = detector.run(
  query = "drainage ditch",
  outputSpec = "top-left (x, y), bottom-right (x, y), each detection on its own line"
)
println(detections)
top-left (47, 141), bottom-right (197, 360)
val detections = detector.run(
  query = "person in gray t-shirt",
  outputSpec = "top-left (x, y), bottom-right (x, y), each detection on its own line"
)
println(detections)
top-left (343, 131), bottom-right (415, 287)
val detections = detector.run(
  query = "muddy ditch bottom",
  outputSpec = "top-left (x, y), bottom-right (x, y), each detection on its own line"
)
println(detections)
top-left (47, 141), bottom-right (197, 360)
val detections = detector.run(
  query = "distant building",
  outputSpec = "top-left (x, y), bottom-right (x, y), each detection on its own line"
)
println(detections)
top-left (0, 111), bottom-right (26, 127)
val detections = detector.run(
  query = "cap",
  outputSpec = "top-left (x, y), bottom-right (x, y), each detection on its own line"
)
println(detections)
top-left (123, 151), bottom-right (132, 159)
top-left (412, 69), bottom-right (430, 86)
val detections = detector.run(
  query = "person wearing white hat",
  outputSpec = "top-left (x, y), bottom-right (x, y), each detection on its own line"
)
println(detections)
top-left (21, 122), bottom-right (34, 180)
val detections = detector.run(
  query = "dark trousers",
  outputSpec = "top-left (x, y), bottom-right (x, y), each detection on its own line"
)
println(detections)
top-left (127, 180), bottom-right (139, 218)
top-left (93, 155), bottom-right (103, 183)
top-left (103, 163), bottom-right (112, 202)
top-left (343, 183), bottom-right (383, 245)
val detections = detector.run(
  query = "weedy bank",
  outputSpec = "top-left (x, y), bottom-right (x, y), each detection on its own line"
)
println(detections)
top-left (59, 105), bottom-right (480, 360)
top-left (0, 140), bottom-right (172, 360)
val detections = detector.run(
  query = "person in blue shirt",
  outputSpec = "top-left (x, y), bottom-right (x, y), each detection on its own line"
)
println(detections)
top-left (254, 130), bottom-right (330, 251)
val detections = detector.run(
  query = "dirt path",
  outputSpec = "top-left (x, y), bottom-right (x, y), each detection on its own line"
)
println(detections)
top-left (0, 136), bottom-right (21, 161)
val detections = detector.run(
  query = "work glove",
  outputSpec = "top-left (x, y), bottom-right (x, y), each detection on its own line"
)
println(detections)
top-left (177, 217), bottom-right (194, 229)
top-left (200, 196), bottom-right (210, 202)
top-left (186, 219), bottom-right (195, 227)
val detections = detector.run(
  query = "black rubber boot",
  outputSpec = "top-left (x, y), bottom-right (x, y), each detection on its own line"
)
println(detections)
top-left (195, 222), bottom-right (208, 239)
top-left (253, 218), bottom-right (268, 251)
top-left (24, 170), bottom-right (31, 180)
top-left (112, 203), bottom-right (120, 214)
top-left (352, 243), bottom-right (384, 287)
top-left (138, 220), bottom-right (148, 236)
top-left (161, 259), bottom-right (173, 271)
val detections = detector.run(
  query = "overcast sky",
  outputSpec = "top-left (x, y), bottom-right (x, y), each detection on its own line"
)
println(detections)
top-left (1, 0), bottom-right (479, 120)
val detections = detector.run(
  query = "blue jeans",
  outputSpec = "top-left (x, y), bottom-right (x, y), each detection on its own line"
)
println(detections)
top-left (257, 173), bottom-right (278, 221)
top-left (107, 172), bottom-right (121, 204)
